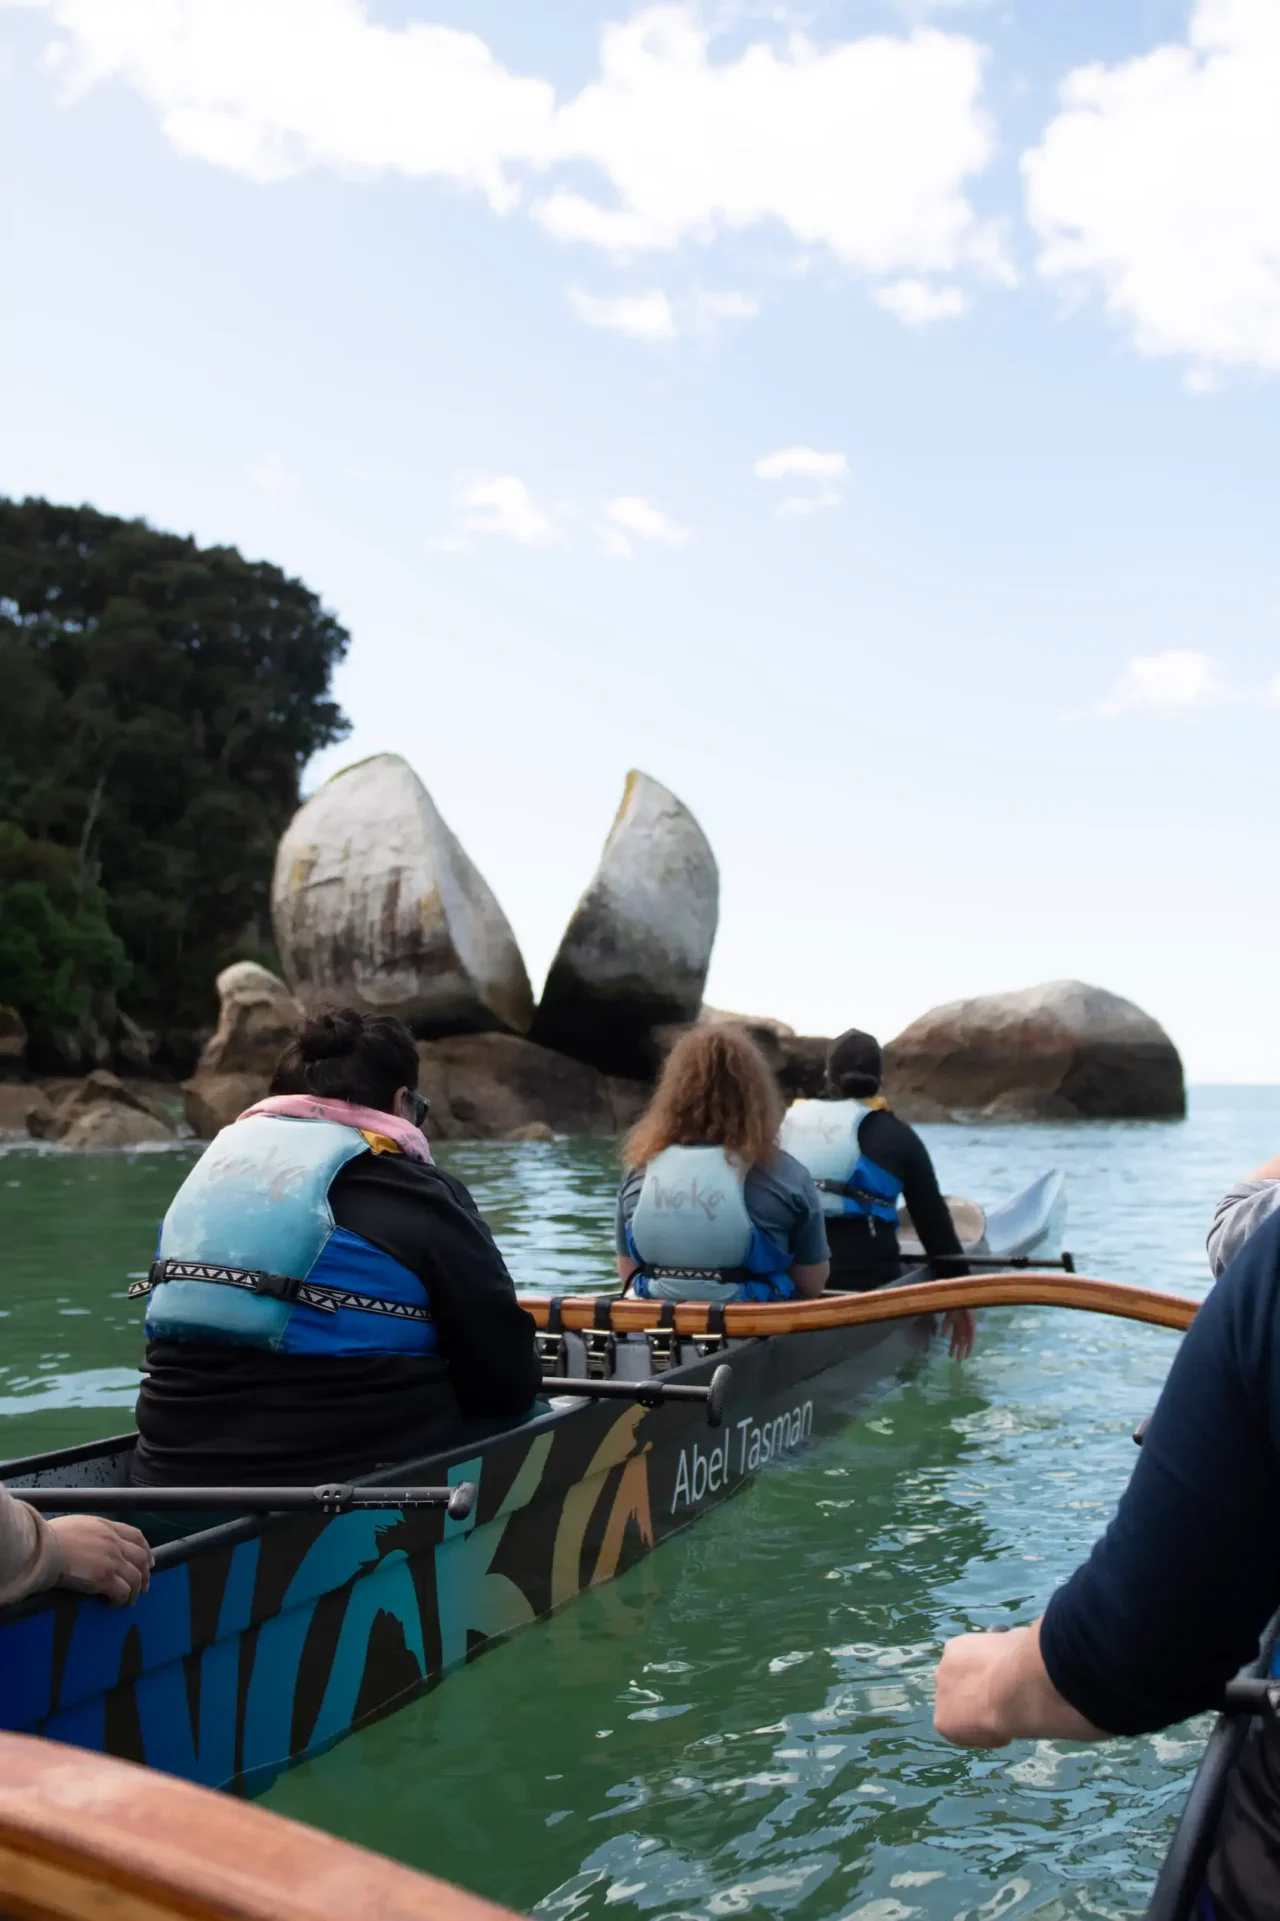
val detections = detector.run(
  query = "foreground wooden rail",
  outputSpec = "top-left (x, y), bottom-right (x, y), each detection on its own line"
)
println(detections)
top-left (0, 1734), bottom-right (525, 1921)
top-left (527, 1273), bottom-right (1199, 1336)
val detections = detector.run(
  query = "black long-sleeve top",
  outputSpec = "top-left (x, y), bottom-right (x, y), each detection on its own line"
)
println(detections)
top-left (134, 1154), bottom-right (541, 1486)
top-left (827, 1107), bottom-right (964, 1290)
top-left (1040, 1212), bottom-right (1280, 1733)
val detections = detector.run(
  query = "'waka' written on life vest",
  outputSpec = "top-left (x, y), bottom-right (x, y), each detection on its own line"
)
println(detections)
top-left (671, 1400), bottom-right (815, 1511)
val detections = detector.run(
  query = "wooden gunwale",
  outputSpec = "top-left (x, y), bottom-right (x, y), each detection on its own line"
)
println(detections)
top-left (526, 1272), bottom-right (1198, 1336)
top-left (0, 1732), bottom-right (522, 1921)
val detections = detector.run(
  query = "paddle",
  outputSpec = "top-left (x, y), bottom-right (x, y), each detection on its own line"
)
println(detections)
top-left (16, 1482), bottom-right (478, 1518)
top-left (546, 1365), bottom-right (732, 1428)
top-left (910, 1253), bottom-right (1077, 1272)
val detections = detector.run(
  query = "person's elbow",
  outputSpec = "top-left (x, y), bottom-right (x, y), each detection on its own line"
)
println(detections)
top-left (791, 1261), bottom-right (829, 1298)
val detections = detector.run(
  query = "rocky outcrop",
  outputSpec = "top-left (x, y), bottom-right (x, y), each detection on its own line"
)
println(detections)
top-left (272, 755), bottom-right (533, 1037)
top-left (0, 1082), bottom-right (53, 1138)
top-left (181, 962), bottom-right (301, 1140)
top-left (417, 1034), bottom-right (648, 1142)
top-left (30, 1071), bottom-right (179, 1148)
top-left (653, 1006), bottom-right (831, 1102)
top-left (531, 772), bottom-right (719, 1077)
top-left (884, 979), bottom-right (1185, 1121)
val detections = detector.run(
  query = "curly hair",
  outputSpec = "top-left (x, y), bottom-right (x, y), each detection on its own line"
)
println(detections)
top-left (624, 1024), bottom-right (783, 1171)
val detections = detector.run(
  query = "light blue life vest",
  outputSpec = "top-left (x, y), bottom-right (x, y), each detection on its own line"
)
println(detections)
top-left (626, 1145), bottom-right (795, 1303)
top-left (778, 1100), bottom-right (902, 1224)
top-left (138, 1115), bottom-right (437, 1357)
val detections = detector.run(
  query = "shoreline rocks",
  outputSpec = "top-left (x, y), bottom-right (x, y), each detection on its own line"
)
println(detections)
top-left (418, 1033), bottom-right (648, 1142)
top-left (884, 979), bottom-right (1185, 1122)
top-left (532, 771), bottom-right (719, 1078)
top-left (272, 755), bottom-right (533, 1037)
top-left (27, 1070), bottom-right (181, 1149)
top-left (181, 962), bottom-right (300, 1137)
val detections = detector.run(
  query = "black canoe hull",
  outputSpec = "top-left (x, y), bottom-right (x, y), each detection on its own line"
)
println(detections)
top-left (0, 1171), bottom-right (1063, 1797)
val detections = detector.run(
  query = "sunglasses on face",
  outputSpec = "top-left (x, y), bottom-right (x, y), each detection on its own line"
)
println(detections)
top-left (407, 1090), bottom-right (430, 1129)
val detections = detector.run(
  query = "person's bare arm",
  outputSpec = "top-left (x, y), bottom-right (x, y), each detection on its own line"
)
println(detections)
top-left (934, 1617), bottom-right (1108, 1747)
top-left (790, 1260), bottom-right (830, 1298)
top-left (616, 1254), bottom-right (639, 1289)
top-left (1247, 1153), bottom-right (1280, 1181)
top-left (49, 1517), bottom-right (153, 1606)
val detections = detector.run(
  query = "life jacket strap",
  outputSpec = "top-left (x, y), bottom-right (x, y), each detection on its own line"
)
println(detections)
top-left (815, 1178), bottom-right (899, 1214)
top-left (132, 1257), bottom-right (433, 1323)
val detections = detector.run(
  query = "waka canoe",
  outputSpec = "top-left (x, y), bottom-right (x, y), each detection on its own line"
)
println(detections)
top-left (0, 1171), bottom-right (1064, 1798)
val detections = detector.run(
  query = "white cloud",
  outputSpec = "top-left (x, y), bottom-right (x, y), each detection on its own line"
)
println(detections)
top-left (776, 489), bottom-right (844, 518)
top-left (1024, 0), bottom-right (1280, 377)
top-left (245, 449), bottom-right (297, 493)
top-left (1098, 650), bottom-right (1230, 717)
top-left (567, 283), bottom-right (758, 343)
top-left (754, 446), bottom-right (848, 482)
top-left (20, 1), bottom-right (1007, 297)
top-left (598, 495), bottom-right (691, 557)
top-left (567, 286), bottom-right (677, 341)
top-left (874, 277), bottom-right (970, 325)
top-left (453, 476), bottom-right (558, 546)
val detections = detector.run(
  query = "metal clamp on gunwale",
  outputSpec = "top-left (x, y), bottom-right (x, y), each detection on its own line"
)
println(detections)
top-left (645, 1300), bottom-right (679, 1374)
top-left (581, 1295), bottom-right (617, 1379)
top-left (536, 1297), bottom-right (570, 1377)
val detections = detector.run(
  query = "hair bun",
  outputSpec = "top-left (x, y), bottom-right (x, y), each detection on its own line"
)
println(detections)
top-left (297, 1008), bottom-right (364, 1064)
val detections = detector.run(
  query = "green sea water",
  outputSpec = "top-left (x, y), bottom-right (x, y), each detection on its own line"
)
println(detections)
top-left (2, 1089), bottom-right (1277, 1921)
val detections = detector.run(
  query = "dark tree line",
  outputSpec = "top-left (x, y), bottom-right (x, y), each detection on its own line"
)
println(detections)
top-left (0, 498), bottom-right (350, 1068)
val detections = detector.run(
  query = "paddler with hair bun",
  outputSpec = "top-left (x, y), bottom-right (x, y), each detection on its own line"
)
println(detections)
top-left (132, 1007), bottom-right (540, 1491)
top-left (779, 1027), bottom-right (976, 1359)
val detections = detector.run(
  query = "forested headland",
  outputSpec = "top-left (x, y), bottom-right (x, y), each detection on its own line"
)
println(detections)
top-left (0, 498), bottom-right (351, 1073)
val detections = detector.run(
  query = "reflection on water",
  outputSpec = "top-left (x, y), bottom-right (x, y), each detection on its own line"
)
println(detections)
top-left (3, 1090), bottom-right (1280, 1919)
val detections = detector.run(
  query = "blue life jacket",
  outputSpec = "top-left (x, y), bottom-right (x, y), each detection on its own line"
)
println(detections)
top-left (778, 1099), bottom-right (903, 1225)
top-left (138, 1115), bottom-right (437, 1357)
top-left (626, 1146), bottom-right (795, 1303)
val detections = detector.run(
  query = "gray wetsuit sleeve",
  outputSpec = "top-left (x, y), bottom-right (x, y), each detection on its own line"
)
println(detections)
top-left (1207, 1181), bottom-right (1280, 1279)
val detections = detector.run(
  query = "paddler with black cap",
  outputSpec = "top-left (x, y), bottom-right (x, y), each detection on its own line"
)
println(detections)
top-left (779, 1027), bottom-right (975, 1358)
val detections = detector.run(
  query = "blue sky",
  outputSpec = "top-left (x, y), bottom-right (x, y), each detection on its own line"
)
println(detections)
top-left (3, 0), bottom-right (1278, 1079)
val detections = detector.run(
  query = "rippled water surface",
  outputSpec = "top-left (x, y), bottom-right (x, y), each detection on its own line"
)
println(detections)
top-left (3, 1090), bottom-right (1278, 1920)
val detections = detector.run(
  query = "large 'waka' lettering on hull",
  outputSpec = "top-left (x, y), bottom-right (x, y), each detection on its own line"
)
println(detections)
top-left (670, 1400), bottom-right (813, 1512)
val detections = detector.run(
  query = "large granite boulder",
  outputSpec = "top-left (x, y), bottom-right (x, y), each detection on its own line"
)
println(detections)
top-left (532, 772), bottom-right (718, 1077)
top-left (418, 1034), bottom-right (648, 1142)
top-left (884, 979), bottom-right (1185, 1121)
top-left (30, 1071), bottom-right (178, 1148)
top-left (272, 755), bottom-right (533, 1037)
top-left (181, 961), bottom-right (303, 1140)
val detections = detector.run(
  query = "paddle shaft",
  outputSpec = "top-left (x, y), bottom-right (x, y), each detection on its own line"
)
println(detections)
top-left (15, 1482), bottom-right (477, 1518)
top-left (907, 1253), bottom-right (1076, 1272)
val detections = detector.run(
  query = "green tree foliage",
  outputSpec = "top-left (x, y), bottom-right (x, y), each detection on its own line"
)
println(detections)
top-left (0, 825), bottom-right (131, 1040)
top-left (0, 498), bottom-right (350, 1047)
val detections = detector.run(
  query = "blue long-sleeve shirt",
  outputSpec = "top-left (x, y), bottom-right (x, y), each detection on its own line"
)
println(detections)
top-left (1040, 1213), bottom-right (1280, 1734)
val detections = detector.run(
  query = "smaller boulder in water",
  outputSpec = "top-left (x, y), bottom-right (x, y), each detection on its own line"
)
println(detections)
top-left (884, 979), bottom-right (1185, 1120)
top-left (35, 1071), bottom-right (178, 1148)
